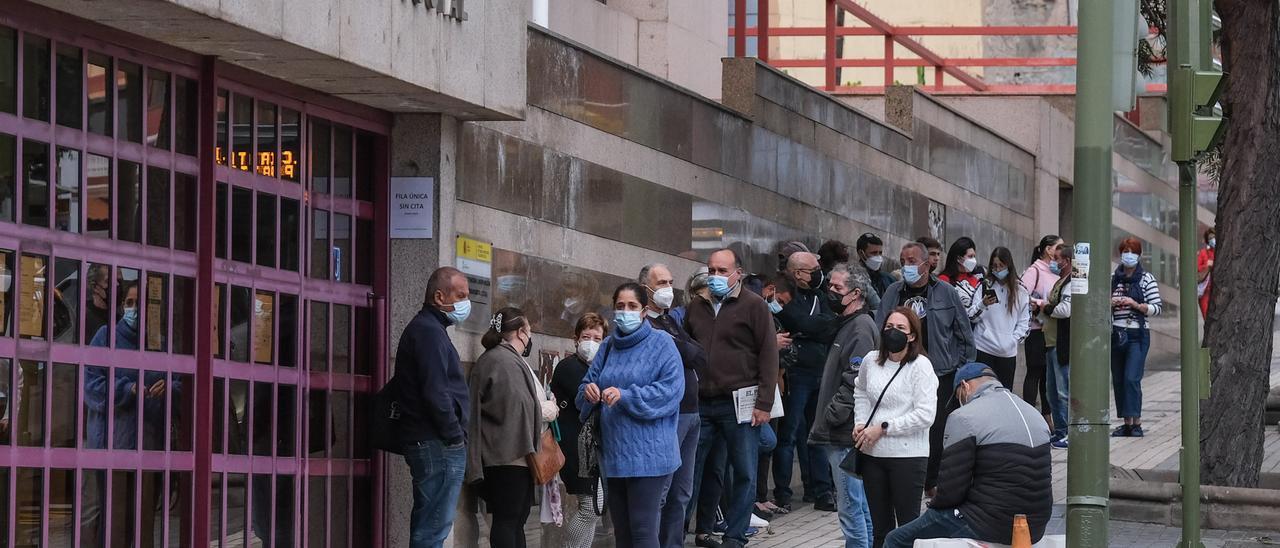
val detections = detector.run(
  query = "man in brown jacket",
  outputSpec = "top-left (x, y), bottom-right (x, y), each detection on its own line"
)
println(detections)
top-left (684, 248), bottom-right (779, 548)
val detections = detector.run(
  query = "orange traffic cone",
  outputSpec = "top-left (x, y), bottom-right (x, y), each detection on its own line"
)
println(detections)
top-left (1011, 514), bottom-right (1032, 548)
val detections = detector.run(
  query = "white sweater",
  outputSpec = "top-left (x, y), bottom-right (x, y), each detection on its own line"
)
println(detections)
top-left (853, 351), bottom-right (938, 458)
top-left (970, 282), bottom-right (1031, 358)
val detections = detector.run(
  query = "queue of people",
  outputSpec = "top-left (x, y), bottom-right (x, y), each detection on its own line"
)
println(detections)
top-left (383, 229), bottom-right (1165, 547)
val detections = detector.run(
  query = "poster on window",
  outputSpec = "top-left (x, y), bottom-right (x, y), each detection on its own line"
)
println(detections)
top-left (254, 292), bottom-right (275, 364)
top-left (20, 255), bottom-right (46, 339)
top-left (146, 276), bottom-right (164, 351)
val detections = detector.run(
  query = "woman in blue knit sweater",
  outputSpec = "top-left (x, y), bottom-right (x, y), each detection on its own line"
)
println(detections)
top-left (578, 282), bottom-right (685, 548)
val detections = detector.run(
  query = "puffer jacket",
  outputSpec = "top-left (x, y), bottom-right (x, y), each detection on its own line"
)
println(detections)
top-left (931, 382), bottom-right (1052, 544)
top-left (809, 311), bottom-right (878, 446)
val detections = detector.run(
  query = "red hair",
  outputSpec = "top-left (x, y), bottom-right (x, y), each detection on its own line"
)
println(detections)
top-left (1118, 237), bottom-right (1143, 255)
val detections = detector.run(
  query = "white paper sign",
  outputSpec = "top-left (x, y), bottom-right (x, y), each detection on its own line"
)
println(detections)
top-left (1072, 242), bottom-right (1091, 295)
top-left (390, 177), bottom-right (434, 239)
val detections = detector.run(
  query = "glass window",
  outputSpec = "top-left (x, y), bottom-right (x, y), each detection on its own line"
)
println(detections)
top-left (171, 275), bottom-right (195, 355)
top-left (353, 392), bottom-right (370, 458)
top-left (251, 473), bottom-right (273, 545)
top-left (256, 100), bottom-right (277, 177)
top-left (228, 379), bottom-right (248, 454)
top-left (87, 52), bottom-right (111, 136)
top-left (353, 306), bottom-right (373, 375)
top-left (213, 282), bottom-right (225, 359)
top-left (225, 473), bottom-right (246, 542)
top-left (82, 366), bottom-right (108, 449)
top-left (85, 153), bottom-right (110, 237)
top-left (174, 172), bottom-right (196, 251)
top-left (22, 34), bottom-right (49, 121)
top-left (331, 390), bottom-right (350, 458)
top-left (256, 193), bottom-right (276, 268)
top-left (355, 132), bottom-right (375, 201)
top-left (215, 89), bottom-right (228, 166)
top-left (355, 217), bottom-right (373, 285)
top-left (48, 469), bottom-right (75, 543)
top-left (52, 257), bottom-right (79, 345)
top-left (215, 182), bottom-right (228, 259)
top-left (253, 290), bottom-right (274, 365)
top-left (279, 293), bottom-right (298, 368)
top-left (17, 360), bottom-right (46, 446)
top-left (50, 363), bottom-right (76, 448)
top-left (229, 285), bottom-right (250, 363)
top-left (172, 372), bottom-right (192, 451)
top-left (333, 126), bottom-right (352, 197)
top-left (231, 93), bottom-right (252, 171)
top-left (146, 166), bottom-right (170, 248)
top-left (252, 381), bottom-right (273, 456)
top-left (331, 475), bottom-right (349, 547)
top-left (142, 371), bottom-right (166, 450)
top-left (84, 263), bottom-right (111, 345)
top-left (116, 267), bottom-right (141, 349)
top-left (280, 197), bottom-right (300, 272)
top-left (17, 468), bottom-right (43, 545)
top-left (276, 475), bottom-right (296, 546)
top-left (0, 132), bottom-right (14, 222)
top-left (169, 471), bottom-right (192, 546)
top-left (111, 470), bottom-right (136, 542)
top-left (175, 76), bottom-right (198, 156)
top-left (117, 60), bottom-right (142, 143)
top-left (146, 69), bottom-right (170, 149)
top-left (308, 476), bottom-right (326, 546)
top-left (55, 44), bottom-right (82, 129)
top-left (140, 470), bottom-right (163, 543)
top-left (117, 159), bottom-right (142, 242)
top-left (0, 358), bottom-right (9, 445)
top-left (0, 250), bottom-right (12, 337)
top-left (231, 186), bottom-right (252, 263)
top-left (144, 273), bottom-right (168, 352)
top-left (81, 469), bottom-right (104, 547)
top-left (55, 147), bottom-right (80, 232)
top-left (311, 121), bottom-right (330, 193)
top-left (332, 303), bottom-right (350, 374)
top-left (0, 27), bottom-right (14, 113)
top-left (113, 367), bottom-right (140, 449)
top-left (309, 301), bottom-right (328, 371)
top-left (308, 390), bottom-right (328, 456)
top-left (311, 208), bottom-right (329, 279)
top-left (333, 213), bottom-right (351, 283)
top-left (22, 139), bottom-right (49, 228)
top-left (19, 254), bottom-right (47, 340)
top-left (213, 377), bottom-right (225, 454)
top-left (282, 108), bottom-right (300, 182)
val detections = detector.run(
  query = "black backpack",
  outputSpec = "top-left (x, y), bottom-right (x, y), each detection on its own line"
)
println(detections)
top-left (371, 376), bottom-right (408, 455)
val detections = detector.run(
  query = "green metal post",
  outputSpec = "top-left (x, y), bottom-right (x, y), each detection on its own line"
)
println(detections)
top-left (1066, 1), bottom-right (1115, 546)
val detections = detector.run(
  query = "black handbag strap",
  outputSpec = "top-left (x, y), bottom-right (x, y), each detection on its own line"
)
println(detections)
top-left (864, 361), bottom-right (907, 427)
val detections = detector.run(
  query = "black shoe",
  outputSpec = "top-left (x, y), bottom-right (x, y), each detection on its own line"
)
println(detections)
top-left (695, 534), bottom-right (724, 548)
top-left (1129, 425), bottom-right (1145, 437)
top-left (802, 494), bottom-right (816, 503)
top-left (1111, 425), bottom-right (1132, 437)
top-left (814, 496), bottom-right (837, 512)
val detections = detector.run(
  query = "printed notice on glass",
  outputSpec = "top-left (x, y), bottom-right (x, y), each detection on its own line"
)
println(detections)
top-left (253, 292), bottom-right (275, 364)
top-left (1072, 242), bottom-right (1091, 295)
top-left (732, 385), bottom-right (786, 424)
top-left (20, 255), bottom-right (46, 338)
top-left (390, 177), bottom-right (434, 239)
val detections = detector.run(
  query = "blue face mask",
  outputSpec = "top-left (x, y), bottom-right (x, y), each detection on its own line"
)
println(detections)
top-left (767, 299), bottom-right (783, 315)
top-left (614, 310), bottom-right (643, 334)
top-left (445, 298), bottom-right (472, 324)
top-left (1121, 252), bottom-right (1140, 268)
top-left (122, 307), bottom-right (138, 329)
top-left (708, 275), bottom-right (732, 298)
top-left (902, 265), bottom-right (922, 285)
top-left (1049, 262), bottom-right (1061, 275)
top-left (993, 268), bottom-right (1009, 281)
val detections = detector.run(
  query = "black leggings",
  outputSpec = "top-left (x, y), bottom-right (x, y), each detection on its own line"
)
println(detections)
top-left (925, 372), bottom-right (956, 492)
top-left (977, 351), bottom-right (1017, 390)
top-left (1023, 330), bottom-right (1051, 414)
top-left (478, 465), bottom-right (534, 548)
top-left (861, 455), bottom-right (927, 548)
top-left (608, 475), bottom-right (669, 548)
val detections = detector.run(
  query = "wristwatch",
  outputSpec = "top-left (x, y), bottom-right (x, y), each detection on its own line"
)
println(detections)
top-left (881, 421), bottom-right (889, 430)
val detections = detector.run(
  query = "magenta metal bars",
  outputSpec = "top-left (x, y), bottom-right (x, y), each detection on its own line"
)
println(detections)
top-left (0, 3), bottom-right (391, 547)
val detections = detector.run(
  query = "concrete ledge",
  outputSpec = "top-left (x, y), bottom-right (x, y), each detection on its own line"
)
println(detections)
top-left (1110, 473), bottom-right (1280, 531)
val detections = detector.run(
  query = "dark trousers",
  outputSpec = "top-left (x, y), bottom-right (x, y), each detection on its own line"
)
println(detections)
top-left (1023, 330), bottom-right (1050, 414)
top-left (976, 351), bottom-right (1017, 390)
top-left (610, 475), bottom-right (672, 548)
top-left (659, 413), bottom-right (700, 548)
top-left (691, 397), bottom-right (760, 545)
top-left (860, 455), bottom-right (928, 548)
top-left (773, 370), bottom-right (832, 504)
top-left (924, 371), bottom-right (956, 492)
top-left (1111, 327), bottom-right (1150, 419)
top-left (477, 465), bottom-right (534, 548)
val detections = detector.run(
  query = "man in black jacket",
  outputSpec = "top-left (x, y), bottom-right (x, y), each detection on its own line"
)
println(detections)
top-left (884, 363), bottom-right (1052, 548)
top-left (772, 251), bottom-right (838, 511)
top-left (393, 266), bottom-right (472, 548)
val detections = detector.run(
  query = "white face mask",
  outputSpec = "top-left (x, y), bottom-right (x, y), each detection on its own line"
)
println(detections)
top-left (865, 255), bottom-right (885, 271)
top-left (962, 257), bottom-right (978, 273)
top-left (652, 286), bottom-right (675, 309)
top-left (577, 340), bottom-right (601, 362)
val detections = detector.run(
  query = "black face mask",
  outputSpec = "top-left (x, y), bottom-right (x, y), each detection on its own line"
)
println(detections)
top-left (881, 328), bottom-right (909, 354)
top-left (827, 290), bottom-right (848, 312)
top-left (522, 333), bottom-right (534, 358)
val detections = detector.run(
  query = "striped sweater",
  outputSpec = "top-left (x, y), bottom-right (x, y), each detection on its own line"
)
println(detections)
top-left (1111, 270), bottom-right (1162, 329)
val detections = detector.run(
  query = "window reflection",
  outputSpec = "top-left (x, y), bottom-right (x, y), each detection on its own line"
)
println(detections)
top-left (111, 470), bottom-right (137, 546)
top-left (279, 293), bottom-right (298, 368)
top-left (355, 132), bottom-right (375, 201)
top-left (229, 285), bottom-right (250, 363)
top-left (1, 250), bottom-right (11, 337)
top-left (144, 273), bottom-right (167, 352)
top-left (353, 392), bottom-right (369, 458)
top-left (0, 27), bottom-right (14, 113)
top-left (17, 360), bottom-right (45, 446)
top-left (146, 166), bottom-right (170, 248)
top-left (331, 475), bottom-right (349, 548)
top-left (50, 363), bottom-right (77, 448)
top-left (275, 475), bottom-right (296, 547)
top-left (172, 372), bottom-right (193, 452)
top-left (172, 275), bottom-right (195, 355)
top-left (278, 384), bottom-right (296, 457)
top-left (311, 209), bottom-right (329, 279)
top-left (117, 159), bottom-right (142, 242)
top-left (141, 470), bottom-right (164, 545)
top-left (213, 377), bottom-right (224, 454)
top-left (174, 172), bottom-right (197, 251)
top-left (281, 108), bottom-right (300, 182)
top-left (84, 263), bottom-right (110, 344)
top-left (254, 290), bottom-right (275, 365)
top-left (90, 267), bottom-right (139, 349)
top-left (111, 368), bottom-right (139, 449)
top-left (0, 357), bottom-right (9, 445)
top-left (308, 390), bottom-right (328, 457)
top-left (82, 366), bottom-right (107, 449)
top-left (311, 121), bottom-right (330, 193)
top-left (231, 186), bottom-right (252, 263)
top-left (55, 147), bottom-right (80, 232)
top-left (331, 390), bottom-right (350, 458)
top-left (215, 182), bottom-right (228, 259)
top-left (332, 303), bottom-right (350, 374)
top-left (175, 76), bottom-right (199, 156)
top-left (216, 89), bottom-right (228, 166)
top-left (22, 34), bottom-right (49, 121)
top-left (142, 370), bottom-right (171, 450)
top-left (333, 213), bottom-right (351, 283)
top-left (226, 473), bottom-right (246, 546)
top-left (210, 472), bottom-right (224, 546)
top-left (87, 53), bottom-right (112, 137)
top-left (355, 217), bottom-right (372, 285)
top-left (16, 467), bottom-right (43, 547)
top-left (253, 381), bottom-right (273, 457)
top-left (81, 468), bottom-right (105, 547)
top-left (170, 471), bottom-right (193, 546)
top-left (147, 69), bottom-right (171, 149)
top-left (55, 44), bottom-right (82, 129)
top-left (228, 379), bottom-right (248, 455)
top-left (117, 60), bottom-right (143, 144)
top-left (52, 257), bottom-right (79, 344)
top-left (213, 283), bottom-right (225, 359)
top-left (85, 153), bottom-right (110, 237)
top-left (251, 473), bottom-right (275, 546)
top-left (231, 94), bottom-right (252, 172)
top-left (307, 476), bottom-right (326, 547)
top-left (19, 254), bottom-right (47, 340)
top-left (49, 468), bottom-right (75, 545)
top-left (256, 193), bottom-right (276, 268)
top-left (353, 306), bottom-right (373, 375)
top-left (22, 139), bottom-right (49, 228)
top-left (0, 132), bottom-right (14, 222)
top-left (280, 198), bottom-right (300, 272)
top-left (256, 101), bottom-right (277, 177)
top-left (309, 301), bottom-right (328, 371)
top-left (333, 126), bottom-right (352, 197)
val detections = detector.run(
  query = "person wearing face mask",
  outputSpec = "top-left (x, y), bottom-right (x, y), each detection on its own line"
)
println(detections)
top-left (854, 308), bottom-right (938, 548)
top-left (809, 265), bottom-right (878, 548)
top-left (875, 242), bottom-right (974, 499)
top-left (467, 307), bottom-right (558, 548)
top-left (579, 283), bottom-right (684, 548)
top-left (551, 313), bottom-right (609, 548)
top-left (1109, 238), bottom-right (1162, 438)
top-left (772, 251), bottom-right (839, 512)
top-left (1197, 228), bottom-right (1215, 318)
top-left (638, 263), bottom-right (708, 548)
top-left (881, 363), bottom-right (1051, 548)
top-left (1020, 235), bottom-right (1064, 424)
top-left (684, 249), bottom-right (779, 548)
top-left (856, 233), bottom-right (894, 307)
top-left (969, 247), bottom-right (1030, 390)
top-left (1043, 246), bottom-right (1075, 448)
top-left (937, 237), bottom-right (981, 321)
top-left (386, 266), bottom-right (472, 548)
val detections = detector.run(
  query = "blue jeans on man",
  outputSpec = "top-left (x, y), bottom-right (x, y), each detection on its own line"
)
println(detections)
top-left (660, 412), bottom-right (701, 548)
top-left (773, 370), bottom-right (831, 505)
top-left (882, 508), bottom-right (978, 548)
top-left (1045, 349), bottom-right (1070, 440)
top-left (826, 447), bottom-right (873, 548)
top-left (691, 397), bottom-right (761, 546)
top-left (404, 439), bottom-right (467, 548)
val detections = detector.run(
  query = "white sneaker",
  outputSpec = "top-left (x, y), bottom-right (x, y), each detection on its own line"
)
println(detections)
top-left (750, 514), bottom-right (769, 528)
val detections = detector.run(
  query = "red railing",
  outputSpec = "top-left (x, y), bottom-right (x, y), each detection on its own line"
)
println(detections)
top-left (730, 0), bottom-right (1167, 95)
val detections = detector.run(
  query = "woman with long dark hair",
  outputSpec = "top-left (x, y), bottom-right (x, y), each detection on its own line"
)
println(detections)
top-left (1021, 235), bottom-right (1063, 419)
top-left (970, 247), bottom-right (1030, 389)
top-left (938, 237), bottom-right (981, 319)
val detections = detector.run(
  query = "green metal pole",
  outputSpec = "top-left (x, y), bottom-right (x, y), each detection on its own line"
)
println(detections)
top-left (1067, 1), bottom-right (1115, 546)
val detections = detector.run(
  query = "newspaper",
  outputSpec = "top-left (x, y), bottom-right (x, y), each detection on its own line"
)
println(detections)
top-left (732, 384), bottom-right (785, 424)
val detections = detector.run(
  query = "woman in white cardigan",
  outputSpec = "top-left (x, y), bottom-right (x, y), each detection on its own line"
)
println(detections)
top-left (854, 307), bottom-right (938, 548)
top-left (969, 246), bottom-right (1031, 390)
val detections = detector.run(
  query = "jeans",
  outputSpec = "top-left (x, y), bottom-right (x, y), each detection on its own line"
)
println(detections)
top-left (1111, 327), bottom-right (1150, 418)
top-left (826, 447), bottom-right (873, 548)
top-left (691, 397), bottom-right (761, 545)
top-left (882, 508), bottom-right (978, 548)
top-left (610, 475), bottom-right (672, 548)
top-left (659, 413), bottom-right (701, 548)
top-left (860, 455), bottom-right (927, 548)
top-left (1045, 348), bottom-right (1070, 438)
top-left (404, 440), bottom-right (467, 548)
top-left (773, 370), bottom-right (831, 504)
